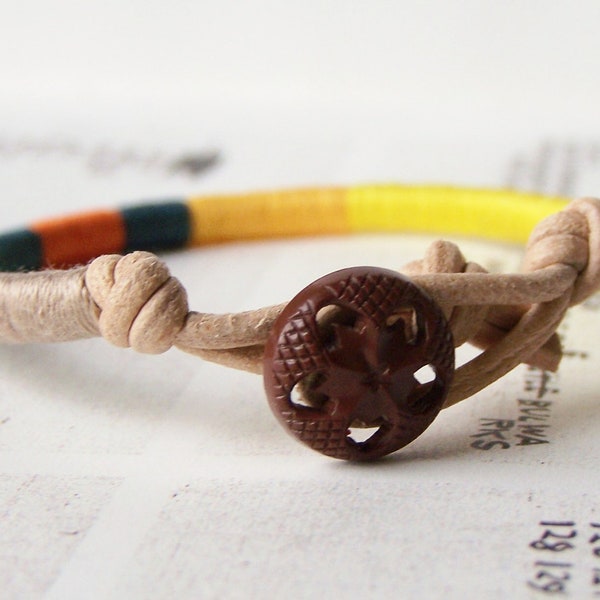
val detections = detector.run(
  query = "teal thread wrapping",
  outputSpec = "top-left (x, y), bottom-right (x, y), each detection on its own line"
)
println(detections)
top-left (0, 229), bottom-right (43, 272)
top-left (121, 202), bottom-right (190, 253)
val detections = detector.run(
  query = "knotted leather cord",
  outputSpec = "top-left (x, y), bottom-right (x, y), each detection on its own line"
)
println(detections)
top-left (0, 197), bottom-right (598, 410)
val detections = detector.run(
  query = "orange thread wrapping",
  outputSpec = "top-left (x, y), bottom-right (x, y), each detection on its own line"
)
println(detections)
top-left (32, 211), bottom-right (127, 268)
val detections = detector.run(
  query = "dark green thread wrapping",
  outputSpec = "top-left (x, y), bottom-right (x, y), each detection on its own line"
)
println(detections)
top-left (122, 202), bottom-right (190, 253)
top-left (0, 229), bottom-right (43, 272)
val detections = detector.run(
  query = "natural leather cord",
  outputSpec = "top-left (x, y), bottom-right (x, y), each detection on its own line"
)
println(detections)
top-left (0, 195), bottom-right (598, 412)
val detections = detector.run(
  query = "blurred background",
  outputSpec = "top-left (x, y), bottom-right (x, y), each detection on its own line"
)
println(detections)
top-left (2, 0), bottom-right (600, 216)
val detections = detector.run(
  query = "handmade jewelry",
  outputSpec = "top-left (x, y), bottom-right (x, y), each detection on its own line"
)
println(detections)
top-left (1, 186), bottom-right (597, 460)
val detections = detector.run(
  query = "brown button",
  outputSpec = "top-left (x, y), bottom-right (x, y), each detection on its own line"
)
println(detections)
top-left (263, 267), bottom-right (454, 460)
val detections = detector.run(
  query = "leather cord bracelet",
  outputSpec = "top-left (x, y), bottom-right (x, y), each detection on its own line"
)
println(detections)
top-left (1, 185), bottom-right (599, 460)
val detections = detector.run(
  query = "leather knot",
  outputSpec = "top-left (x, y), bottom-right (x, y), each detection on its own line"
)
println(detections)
top-left (523, 197), bottom-right (600, 306)
top-left (568, 198), bottom-right (600, 305)
top-left (85, 251), bottom-right (189, 353)
top-left (404, 239), bottom-right (562, 372)
top-left (403, 240), bottom-right (489, 347)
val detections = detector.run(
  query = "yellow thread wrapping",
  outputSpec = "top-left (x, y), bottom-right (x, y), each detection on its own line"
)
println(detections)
top-left (347, 185), bottom-right (569, 243)
top-left (188, 188), bottom-right (347, 245)
top-left (188, 185), bottom-right (570, 246)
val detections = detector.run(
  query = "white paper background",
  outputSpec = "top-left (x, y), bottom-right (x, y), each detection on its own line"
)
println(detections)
top-left (1, 2), bottom-right (600, 598)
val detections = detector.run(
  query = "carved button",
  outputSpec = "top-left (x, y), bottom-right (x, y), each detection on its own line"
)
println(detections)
top-left (263, 267), bottom-right (455, 460)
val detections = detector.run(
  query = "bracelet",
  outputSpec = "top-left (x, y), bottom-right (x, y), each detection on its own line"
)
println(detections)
top-left (1, 185), bottom-right (598, 461)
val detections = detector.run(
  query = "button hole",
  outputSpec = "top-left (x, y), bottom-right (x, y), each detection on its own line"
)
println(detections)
top-left (290, 373), bottom-right (328, 410)
top-left (347, 425), bottom-right (381, 444)
top-left (385, 307), bottom-right (419, 344)
top-left (414, 363), bottom-right (436, 385)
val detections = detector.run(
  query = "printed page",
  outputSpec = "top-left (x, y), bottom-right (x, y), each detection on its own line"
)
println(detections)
top-left (1, 128), bottom-right (599, 599)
